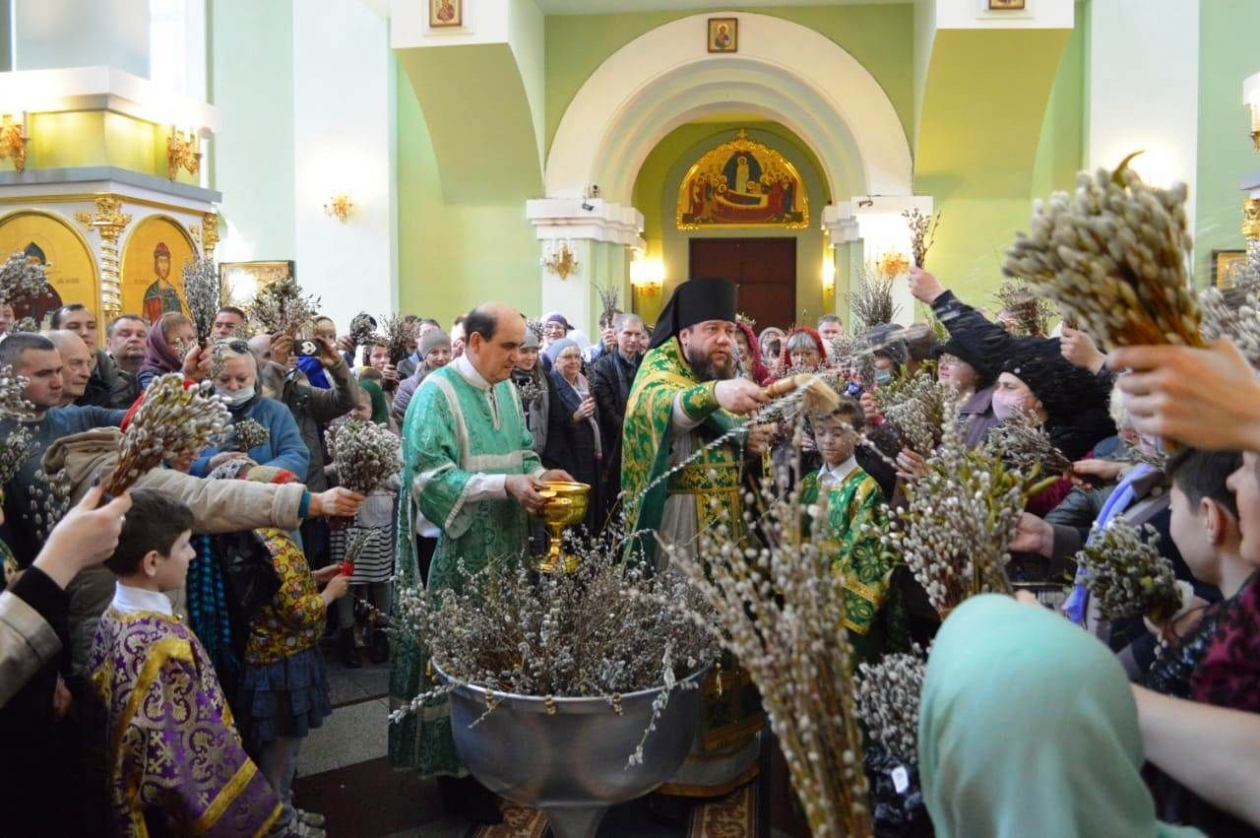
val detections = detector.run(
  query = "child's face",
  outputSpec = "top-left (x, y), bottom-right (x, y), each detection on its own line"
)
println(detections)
top-left (1169, 485), bottom-right (1219, 586)
top-left (352, 394), bottom-right (372, 421)
top-left (814, 417), bottom-right (857, 467)
top-left (151, 530), bottom-right (195, 592)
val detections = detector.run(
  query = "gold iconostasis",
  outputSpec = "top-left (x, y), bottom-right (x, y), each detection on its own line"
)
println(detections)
top-left (0, 199), bottom-right (213, 344)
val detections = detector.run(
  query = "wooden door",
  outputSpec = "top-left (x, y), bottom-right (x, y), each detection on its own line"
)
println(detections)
top-left (688, 238), bottom-right (796, 330)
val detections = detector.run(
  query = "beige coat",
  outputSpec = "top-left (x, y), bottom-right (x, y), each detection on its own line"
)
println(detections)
top-left (41, 429), bottom-right (310, 674)
top-left (0, 591), bottom-right (59, 708)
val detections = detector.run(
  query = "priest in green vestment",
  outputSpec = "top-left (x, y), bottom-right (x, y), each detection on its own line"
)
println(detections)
top-left (389, 303), bottom-right (571, 824)
top-left (621, 277), bottom-right (773, 803)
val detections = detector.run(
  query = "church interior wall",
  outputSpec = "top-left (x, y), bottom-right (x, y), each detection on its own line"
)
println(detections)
top-left (1193, 0), bottom-right (1260, 284)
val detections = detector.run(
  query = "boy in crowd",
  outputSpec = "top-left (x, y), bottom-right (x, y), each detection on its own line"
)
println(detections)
top-left (89, 490), bottom-right (281, 838)
top-left (799, 398), bottom-right (897, 660)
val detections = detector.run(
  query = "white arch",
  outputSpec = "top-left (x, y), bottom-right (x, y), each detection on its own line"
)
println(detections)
top-left (545, 12), bottom-right (913, 205)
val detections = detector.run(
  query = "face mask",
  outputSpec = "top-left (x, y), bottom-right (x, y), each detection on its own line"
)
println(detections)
top-left (875, 370), bottom-right (893, 385)
top-left (217, 386), bottom-right (255, 407)
top-left (991, 391), bottom-right (1027, 423)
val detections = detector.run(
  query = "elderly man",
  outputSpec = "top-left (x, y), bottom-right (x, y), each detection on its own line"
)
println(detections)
top-left (390, 302), bottom-right (571, 824)
top-left (44, 330), bottom-right (93, 407)
top-left (621, 277), bottom-right (769, 815)
top-left (52, 303), bottom-right (128, 407)
top-left (591, 312), bottom-right (647, 524)
top-left (817, 313), bottom-right (845, 343)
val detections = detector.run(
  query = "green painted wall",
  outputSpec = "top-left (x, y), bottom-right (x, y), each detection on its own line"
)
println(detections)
top-left (1030, 13), bottom-right (1086, 199)
top-left (395, 64), bottom-right (540, 323)
top-left (632, 122), bottom-right (830, 323)
top-left (1195, 0), bottom-right (1260, 284)
top-left (544, 4), bottom-right (916, 154)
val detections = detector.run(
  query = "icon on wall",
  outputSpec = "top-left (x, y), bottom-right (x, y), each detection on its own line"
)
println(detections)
top-left (987, 0), bottom-right (1026, 9)
top-left (707, 18), bottom-right (737, 53)
top-left (431, 0), bottom-right (462, 28)
top-left (122, 216), bottom-right (193, 325)
top-left (676, 130), bottom-right (808, 230)
top-left (0, 211), bottom-right (98, 329)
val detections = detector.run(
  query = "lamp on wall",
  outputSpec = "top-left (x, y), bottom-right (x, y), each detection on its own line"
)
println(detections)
top-left (0, 113), bottom-right (28, 173)
top-left (1250, 100), bottom-right (1260, 152)
top-left (821, 256), bottom-right (836, 294)
top-left (167, 126), bottom-right (201, 180)
top-left (541, 239), bottom-right (580, 279)
top-left (324, 193), bottom-right (354, 222)
top-left (631, 257), bottom-right (665, 297)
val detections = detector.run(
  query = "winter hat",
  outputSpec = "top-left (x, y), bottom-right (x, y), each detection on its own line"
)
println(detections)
top-left (420, 329), bottom-right (451, 358)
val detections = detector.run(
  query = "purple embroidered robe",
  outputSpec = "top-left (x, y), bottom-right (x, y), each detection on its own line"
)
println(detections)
top-left (89, 607), bottom-right (281, 838)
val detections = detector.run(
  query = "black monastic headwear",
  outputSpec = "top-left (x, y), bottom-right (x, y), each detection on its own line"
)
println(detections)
top-left (648, 277), bottom-right (739, 350)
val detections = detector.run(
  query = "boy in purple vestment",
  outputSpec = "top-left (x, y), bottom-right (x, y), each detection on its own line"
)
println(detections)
top-left (89, 490), bottom-right (282, 838)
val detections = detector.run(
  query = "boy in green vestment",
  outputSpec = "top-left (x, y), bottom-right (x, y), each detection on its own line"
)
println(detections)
top-left (389, 303), bottom-right (571, 824)
top-left (799, 398), bottom-right (899, 661)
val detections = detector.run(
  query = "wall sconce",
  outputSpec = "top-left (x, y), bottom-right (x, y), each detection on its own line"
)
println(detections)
top-left (1250, 100), bottom-right (1260, 152)
top-left (631, 257), bottom-right (665, 297)
top-left (821, 258), bottom-right (836, 293)
top-left (878, 251), bottom-right (910, 278)
top-left (0, 114), bottom-right (28, 173)
top-left (541, 239), bottom-right (580, 279)
top-left (324, 193), bottom-right (354, 222)
top-left (167, 127), bottom-right (201, 180)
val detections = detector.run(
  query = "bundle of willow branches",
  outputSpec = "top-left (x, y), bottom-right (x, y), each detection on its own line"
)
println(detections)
top-left (231, 418), bottom-right (270, 453)
top-left (884, 412), bottom-right (1023, 617)
top-left (326, 419), bottom-right (401, 495)
top-left (1199, 286), bottom-right (1260, 369)
top-left (183, 256), bottom-right (222, 342)
top-left (1003, 154), bottom-right (1201, 351)
top-left (247, 275), bottom-right (321, 337)
top-left (101, 375), bottom-right (231, 496)
top-left (982, 410), bottom-right (1074, 479)
top-left (903, 209), bottom-right (940, 269)
top-left (376, 314), bottom-right (414, 367)
top-left (349, 312), bottom-right (377, 349)
top-left (847, 266), bottom-right (901, 331)
top-left (873, 373), bottom-right (953, 457)
top-left (994, 276), bottom-right (1057, 337)
top-left (1075, 519), bottom-right (1183, 622)
top-left (0, 251), bottom-right (48, 307)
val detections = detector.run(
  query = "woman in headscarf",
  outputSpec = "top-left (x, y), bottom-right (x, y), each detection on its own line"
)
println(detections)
top-left (391, 329), bottom-right (452, 429)
top-left (189, 340), bottom-right (310, 479)
top-left (759, 326), bottom-right (786, 379)
top-left (734, 321), bottom-right (772, 386)
top-left (543, 337), bottom-right (602, 534)
top-left (511, 326), bottom-right (549, 454)
top-left (137, 312), bottom-right (195, 389)
top-left (919, 595), bottom-right (1205, 838)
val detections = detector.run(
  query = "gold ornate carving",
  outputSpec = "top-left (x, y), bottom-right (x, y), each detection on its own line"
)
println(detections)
top-left (541, 241), bottom-right (580, 280)
top-left (1244, 199), bottom-right (1260, 241)
top-left (167, 128), bottom-right (202, 181)
top-left (74, 196), bottom-right (133, 319)
top-left (676, 129), bottom-right (809, 230)
top-left (0, 116), bottom-right (27, 173)
top-left (201, 213), bottom-right (220, 256)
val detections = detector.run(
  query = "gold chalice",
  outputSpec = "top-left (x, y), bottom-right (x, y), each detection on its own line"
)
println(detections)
top-left (530, 481), bottom-right (590, 575)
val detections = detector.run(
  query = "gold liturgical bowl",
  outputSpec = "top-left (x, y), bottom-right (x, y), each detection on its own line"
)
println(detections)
top-left (530, 481), bottom-right (590, 575)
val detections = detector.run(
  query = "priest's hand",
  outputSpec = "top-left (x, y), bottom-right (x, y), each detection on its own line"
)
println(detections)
top-left (507, 474), bottom-right (549, 513)
top-left (715, 379), bottom-right (768, 415)
top-left (310, 487), bottom-right (366, 518)
top-left (908, 267), bottom-right (947, 305)
top-left (540, 469), bottom-right (575, 483)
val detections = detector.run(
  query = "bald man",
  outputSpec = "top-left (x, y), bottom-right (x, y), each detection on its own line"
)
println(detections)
top-left (390, 302), bottom-right (571, 824)
top-left (45, 330), bottom-right (94, 407)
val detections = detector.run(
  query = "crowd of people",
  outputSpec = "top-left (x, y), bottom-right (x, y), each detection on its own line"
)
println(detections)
top-left (1, 262), bottom-right (1259, 838)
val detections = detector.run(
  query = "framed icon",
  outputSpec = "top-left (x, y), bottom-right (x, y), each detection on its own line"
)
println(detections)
top-left (1211, 249), bottom-right (1247, 289)
top-left (708, 18), bottom-right (737, 53)
top-left (430, 0), bottom-right (462, 28)
top-left (987, 0), bottom-right (1027, 8)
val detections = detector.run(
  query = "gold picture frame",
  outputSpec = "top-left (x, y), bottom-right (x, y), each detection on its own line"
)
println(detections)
top-left (430, 0), bottom-right (462, 28)
top-left (708, 18), bottom-right (737, 53)
top-left (1211, 249), bottom-right (1247, 289)
top-left (988, 0), bottom-right (1027, 9)
top-left (219, 260), bottom-right (295, 307)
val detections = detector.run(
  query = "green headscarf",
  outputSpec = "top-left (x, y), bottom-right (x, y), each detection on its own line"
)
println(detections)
top-left (918, 595), bottom-right (1205, 838)
top-left (359, 380), bottom-right (390, 426)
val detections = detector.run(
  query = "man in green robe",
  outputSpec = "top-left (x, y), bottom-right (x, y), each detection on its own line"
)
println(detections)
top-left (621, 277), bottom-right (771, 807)
top-left (389, 303), bottom-right (571, 824)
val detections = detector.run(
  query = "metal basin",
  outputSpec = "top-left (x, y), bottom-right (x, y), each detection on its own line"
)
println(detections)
top-left (443, 664), bottom-right (708, 838)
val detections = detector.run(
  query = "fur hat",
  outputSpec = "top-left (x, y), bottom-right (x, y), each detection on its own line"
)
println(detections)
top-left (420, 329), bottom-right (451, 358)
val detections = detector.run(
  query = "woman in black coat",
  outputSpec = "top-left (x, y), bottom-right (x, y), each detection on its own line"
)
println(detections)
top-left (542, 338), bottom-right (603, 537)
